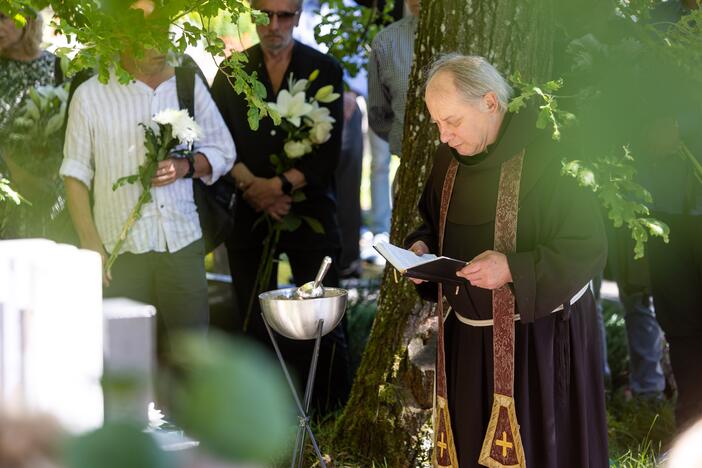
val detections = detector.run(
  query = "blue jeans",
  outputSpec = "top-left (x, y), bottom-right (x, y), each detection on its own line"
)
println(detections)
top-left (620, 288), bottom-right (665, 396)
top-left (369, 128), bottom-right (391, 235)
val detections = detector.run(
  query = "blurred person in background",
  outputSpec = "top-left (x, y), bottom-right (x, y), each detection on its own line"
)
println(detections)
top-left (366, 0), bottom-right (419, 253)
top-left (0, 9), bottom-right (67, 240)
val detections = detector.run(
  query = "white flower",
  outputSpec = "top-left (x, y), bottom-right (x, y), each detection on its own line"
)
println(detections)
top-left (284, 139), bottom-right (312, 159)
top-left (309, 122), bottom-right (333, 145)
top-left (153, 108), bottom-right (202, 144)
top-left (147, 402), bottom-right (166, 429)
top-left (290, 78), bottom-right (308, 95)
top-left (268, 90), bottom-right (313, 127)
top-left (306, 102), bottom-right (336, 126)
top-left (314, 85), bottom-right (340, 104)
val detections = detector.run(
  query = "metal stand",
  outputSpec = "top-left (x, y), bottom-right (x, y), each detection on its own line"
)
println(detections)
top-left (262, 314), bottom-right (326, 468)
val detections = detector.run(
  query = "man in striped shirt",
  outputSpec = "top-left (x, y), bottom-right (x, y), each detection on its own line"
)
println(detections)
top-left (367, 0), bottom-right (419, 159)
top-left (60, 38), bottom-right (235, 365)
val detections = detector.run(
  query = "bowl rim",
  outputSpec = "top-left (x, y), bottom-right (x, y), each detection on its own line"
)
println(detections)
top-left (258, 287), bottom-right (348, 301)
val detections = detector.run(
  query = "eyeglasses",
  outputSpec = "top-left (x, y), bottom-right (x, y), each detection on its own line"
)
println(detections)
top-left (259, 9), bottom-right (300, 21)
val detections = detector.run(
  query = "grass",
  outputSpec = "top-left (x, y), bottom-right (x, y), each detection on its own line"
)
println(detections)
top-left (603, 298), bottom-right (676, 466)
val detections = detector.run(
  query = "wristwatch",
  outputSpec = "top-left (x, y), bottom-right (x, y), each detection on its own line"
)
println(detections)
top-left (184, 153), bottom-right (195, 179)
top-left (278, 173), bottom-right (293, 195)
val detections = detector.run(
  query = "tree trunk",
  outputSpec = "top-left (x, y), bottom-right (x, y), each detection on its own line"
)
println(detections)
top-left (334, 1), bottom-right (555, 465)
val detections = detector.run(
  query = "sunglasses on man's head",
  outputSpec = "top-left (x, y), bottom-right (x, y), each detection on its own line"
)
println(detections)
top-left (259, 9), bottom-right (299, 21)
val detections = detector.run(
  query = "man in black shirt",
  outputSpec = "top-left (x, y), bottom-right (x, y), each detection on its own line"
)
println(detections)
top-left (210, 0), bottom-right (350, 414)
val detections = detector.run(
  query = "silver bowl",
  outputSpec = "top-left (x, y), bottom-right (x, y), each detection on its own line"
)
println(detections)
top-left (258, 287), bottom-right (348, 340)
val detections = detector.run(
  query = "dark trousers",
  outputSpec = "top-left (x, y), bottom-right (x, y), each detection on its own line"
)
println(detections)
top-left (335, 104), bottom-right (363, 274)
top-left (104, 239), bottom-right (209, 407)
top-left (226, 243), bottom-right (351, 415)
top-left (648, 212), bottom-right (702, 429)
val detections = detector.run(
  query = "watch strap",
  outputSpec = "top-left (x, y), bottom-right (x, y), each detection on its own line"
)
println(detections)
top-left (184, 153), bottom-right (195, 179)
top-left (278, 173), bottom-right (293, 194)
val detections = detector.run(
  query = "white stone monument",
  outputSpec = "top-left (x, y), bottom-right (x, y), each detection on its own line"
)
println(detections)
top-left (0, 239), bottom-right (103, 432)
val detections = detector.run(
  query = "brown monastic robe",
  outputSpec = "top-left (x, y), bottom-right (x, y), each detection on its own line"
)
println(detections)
top-left (406, 110), bottom-right (609, 468)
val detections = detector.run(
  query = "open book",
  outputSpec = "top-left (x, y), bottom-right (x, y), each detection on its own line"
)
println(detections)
top-left (373, 240), bottom-right (468, 284)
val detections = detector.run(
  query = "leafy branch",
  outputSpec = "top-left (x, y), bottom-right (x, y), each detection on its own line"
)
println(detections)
top-left (0, 178), bottom-right (24, 206)
top-left (3, 0), bottom-right (274, 129)
top-left (508, 72), bottom-right (575, 141)
top-left (313, 0), bottom-right (394, 78)
top-left (561, 146), bottom-right (669, 259)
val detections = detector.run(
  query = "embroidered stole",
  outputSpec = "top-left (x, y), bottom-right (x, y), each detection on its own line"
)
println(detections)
top-left (433, 151), bottom-right (526, 468)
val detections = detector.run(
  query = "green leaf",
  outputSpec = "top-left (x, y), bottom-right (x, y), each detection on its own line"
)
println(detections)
top-left (247, 110), bottom-right (260, 132)
top-left (536, 107), bottom-right (551, 129)
top-left (112, 174), bottom-right (139, 191)
top-left (44, 113), bottom-right (65, 137)
top-left (291, 190), bottom-right (306, 202)
top-left (543, 79), bottom-right (563, 92)
top-left (171, 333), bottom-right (293, 463)
top-left (639, 218), bottom-right (670, 242)
top-left (279, 214), bottom-right (302, 232)
top-left (62, 422), bottom-right (171, 468)
top-left (507, 94), bottom-right (527, 113)
top-left (301, 216), bottom-right (325, 234)
top-left (252, 78), bottom-right (267, 99)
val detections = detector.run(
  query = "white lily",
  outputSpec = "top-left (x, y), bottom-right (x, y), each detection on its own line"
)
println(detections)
top-left (153, 108), bottom-right (202, 145)
top-left (306, 102), bottom-right (336, 125)
top-left (268, 90), bottom-right (313, 127)
top-left (290, 78), bottom-right (308, 95)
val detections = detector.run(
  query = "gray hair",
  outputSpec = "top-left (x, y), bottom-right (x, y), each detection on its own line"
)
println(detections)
top-left (425, 54), bottom-right (513, 111)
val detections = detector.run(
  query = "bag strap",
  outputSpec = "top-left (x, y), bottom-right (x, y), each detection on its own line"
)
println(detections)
top-left (53, 55), bottom-right (64, 86)
top-left (62, 68), bottom-right (94, 136)
top-left (175, 59), bottom-right (210, 119)
top-left (175, 66), bottom-right (196, 119)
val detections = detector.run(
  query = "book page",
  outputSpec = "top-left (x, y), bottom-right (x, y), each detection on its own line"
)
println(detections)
top-left (373, 241), bottom-right (437, 272)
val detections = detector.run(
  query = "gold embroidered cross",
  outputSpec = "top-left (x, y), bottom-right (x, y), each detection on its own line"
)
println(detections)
top-left (437, 432), bottom-right (448, 459)
top-left (495, 431), bottom-right (513, 458)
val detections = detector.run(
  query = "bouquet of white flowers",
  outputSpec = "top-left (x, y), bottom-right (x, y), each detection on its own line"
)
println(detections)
top-left (106, 109), bottom-right (202, 273)
top-left (267, 70), bottom-right (339, 164)
top-left (245, 71), bottom-right (340, 329)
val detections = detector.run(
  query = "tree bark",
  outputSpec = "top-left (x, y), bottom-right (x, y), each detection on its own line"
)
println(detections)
top-left (334, 1), bottom-right (555, 465)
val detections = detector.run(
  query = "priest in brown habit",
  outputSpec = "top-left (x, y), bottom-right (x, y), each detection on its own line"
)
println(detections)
top-left (405, 54), bottom-right (608, 468)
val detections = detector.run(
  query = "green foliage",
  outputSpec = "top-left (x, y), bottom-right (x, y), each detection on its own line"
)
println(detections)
top-left (509, 73), bottom-right (575, 141)
top-left (313, 0), bottom-right (394, 78)
top-left (2, 83), bottom-right (69, 175)
top-left (561, 147), bottom-right (669, 259)
top-left (0, 178), bottom-right (23, 206)
top-left (62, 422), bottom-right (173, 468)
top-left (507, 3), bottom-right (702, 259)
top-left (1, 0), bottom-right (272, 128)
top-left (172, 332), bottom-right (294, 463)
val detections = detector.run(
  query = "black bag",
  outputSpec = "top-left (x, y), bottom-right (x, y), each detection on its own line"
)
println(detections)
top-left (174, 66), bottom-right (236, 254)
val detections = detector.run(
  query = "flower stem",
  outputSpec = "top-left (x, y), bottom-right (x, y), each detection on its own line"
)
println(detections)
top-left (244, 218), bottom-right (282, 332)
top-left (104, 189), bottom-right (151, 275)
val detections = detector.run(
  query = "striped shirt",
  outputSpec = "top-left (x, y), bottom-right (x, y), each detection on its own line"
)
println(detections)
top-left (368, 15), bottom-right (417, 157)
top-left (60, 73), bottom-right (236, 255)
